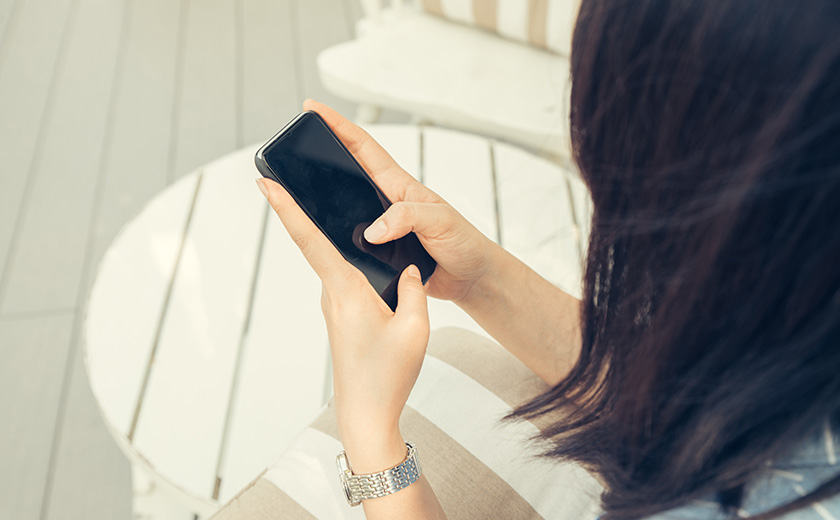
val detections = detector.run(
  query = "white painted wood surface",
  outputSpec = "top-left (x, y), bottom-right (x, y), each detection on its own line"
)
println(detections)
top-left (318, 8), bottom-right (573, 158)
top-left (0, 1), bottom-right (17, 45)
top-left (423, 127), bottom-right (496, 241)
top-left (419, 0), bottom-right (579, 56)
top-left (85, 173), bottom-right (199, 435)
top-left (547, 0), bottom-right (581, 56)
top-left (295, 0), bottom-right (358, 118)
top-left (495, 142), bottom-right (583, 299)
top-left (54, 4), bottom-right (188, 514)
top-left (0, 314), bottom-right (74, 520)
top-left (44, 343), bottom-right (133, 520)
top-left (241, 0), bottom-right (300, 145)
top-left (0, 0), bottom-right (75, 283)
top-left (132, 147), bottom-right (266, 504)
top-left (89, 0), bottom-right (184, 266)
top-left (0, 1), bottom-right (371, 518)
top-left (172, 0), bottom-right (238, 181)
top-left (439, 0), bottom-right (474, 24)
top-left (1, 0), bottom-right (125, 314)
top-left (217, 215), bottom-right (329, 504)
top-left (496, 0), bottom-right (529, 43)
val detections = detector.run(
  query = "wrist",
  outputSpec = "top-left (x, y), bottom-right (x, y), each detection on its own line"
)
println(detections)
top-left (341, 429), bottom-right (407, 475)
top-left (456, 242), bottom-right (511, 310)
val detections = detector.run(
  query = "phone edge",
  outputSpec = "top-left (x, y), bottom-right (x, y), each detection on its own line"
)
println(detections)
top-left (254, 111), bottom-right (310, 182)
top-left (254, 111), bottom-right (436, 286)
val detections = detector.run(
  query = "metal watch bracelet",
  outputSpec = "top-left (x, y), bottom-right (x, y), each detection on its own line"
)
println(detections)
top-left (336, 442), bottom-right (421, 506)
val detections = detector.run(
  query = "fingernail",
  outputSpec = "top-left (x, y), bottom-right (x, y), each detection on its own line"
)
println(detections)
top-left (255, 178), bottom-right (269, 199)
top-left (364, 220), bottom-right (388, 242)
top-left (407, 264), bottom-right (421, 281)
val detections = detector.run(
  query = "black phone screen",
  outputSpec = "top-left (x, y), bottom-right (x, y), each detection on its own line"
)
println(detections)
top-left (255, 111), bottom-right (436, 311)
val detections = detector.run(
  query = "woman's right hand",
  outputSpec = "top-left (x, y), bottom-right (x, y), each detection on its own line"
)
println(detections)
top-left (304, 99), bottom-right (499, 305)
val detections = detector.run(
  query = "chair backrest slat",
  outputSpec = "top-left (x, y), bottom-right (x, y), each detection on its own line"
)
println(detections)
top-left (417, 0), bottom-right (580, 56)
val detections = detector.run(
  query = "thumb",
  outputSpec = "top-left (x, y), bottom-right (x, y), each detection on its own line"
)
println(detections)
top-left (394, 265), bottom-right (429, 325)
top-left (363, 201), bottom-right (455, 244)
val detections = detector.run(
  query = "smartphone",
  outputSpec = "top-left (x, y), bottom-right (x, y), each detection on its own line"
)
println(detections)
top-left (255, 111), bottom-right (436, 311)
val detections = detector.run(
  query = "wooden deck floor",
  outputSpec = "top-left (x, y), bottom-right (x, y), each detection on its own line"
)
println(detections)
top-left (0, 0), bottom-right (385, 517)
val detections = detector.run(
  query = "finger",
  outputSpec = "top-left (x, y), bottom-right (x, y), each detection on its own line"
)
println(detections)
top-left (302, 99), bottom-right (420, 200)
top-left (363, 201), bottom-right (458, 244)
top-left (257, 178), bottom-right (355, 287)
top-left (394, 265), bottom-right (429, 325)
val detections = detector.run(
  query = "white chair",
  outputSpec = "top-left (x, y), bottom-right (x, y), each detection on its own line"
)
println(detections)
top-left (318, 0), bottom-right (581, 160)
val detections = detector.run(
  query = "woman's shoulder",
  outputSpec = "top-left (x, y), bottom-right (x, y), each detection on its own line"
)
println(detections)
top-left (646, 420), bottom-right (840, 520)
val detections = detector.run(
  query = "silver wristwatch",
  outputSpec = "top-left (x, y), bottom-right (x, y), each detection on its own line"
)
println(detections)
top-left (336, 442), bottom-right (421, 506)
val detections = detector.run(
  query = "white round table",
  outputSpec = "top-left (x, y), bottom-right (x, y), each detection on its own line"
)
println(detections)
top-left (83, 125), bottom-right (591, 518)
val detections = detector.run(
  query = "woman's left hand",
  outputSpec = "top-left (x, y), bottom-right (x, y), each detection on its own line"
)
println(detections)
top-left (257, 175), bottom-right (430, 474)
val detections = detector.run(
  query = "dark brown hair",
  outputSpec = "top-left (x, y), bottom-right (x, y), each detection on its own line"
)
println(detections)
top-left (512, 1), bottom-right (840, 518)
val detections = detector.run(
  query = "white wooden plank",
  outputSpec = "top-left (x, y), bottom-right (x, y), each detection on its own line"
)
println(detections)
top-left (84, 173), bottom-right (199, 435)
top-left (131, 466), bottom-right (201, 520)
top-left (344, 0), bottom-right (364, 34)
top-left (0, 0), bottom-right (126, 314)
top-left (546, 0), bottom-right (579, 56)
top-left (422, 126), bottom-right (496, 240)
top-left (171, 0), bottom-right (237, 179)
top-left (0, 313), bottom-right (74, 520)
top-left (0, 0), bottom-right (356, 515)
top-left (56, 3), bottom-right (197, 515)
top-left (496, 0), bottom-right (528, 42)
top-left (296, 0), bottom-right (356, 116)
top-left (0, 0), bottom-right (18, 50)
top-left (44, 342), bottom-right (132, 520)
top-left (0, 0), bottom-right (74, 286)
top-left (440, 0), bottom-right (474, 24)
top-left (89, 0), bottom-right (184, 275)
top-left (318, 12), bottom-right (572, 158)
top-left (241, 0), bottom-right (300, 146)
top-left (495, 142), bottom-right (583, 298)
top-left (132, 146), bottom-right (266, 502)
top-left (218, 215), bottom-right (329, 503)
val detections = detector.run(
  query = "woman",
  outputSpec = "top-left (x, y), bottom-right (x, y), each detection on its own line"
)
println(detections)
top-left (254, 0), bottom-right (840, 517)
